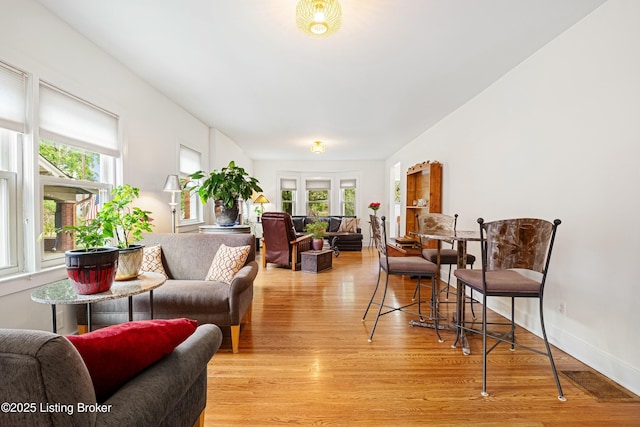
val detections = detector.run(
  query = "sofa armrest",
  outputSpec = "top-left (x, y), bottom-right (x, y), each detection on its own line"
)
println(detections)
top-left (229, 261), bottom-right (258, 296)
top-left (95, 324), bottom-right (222, 427)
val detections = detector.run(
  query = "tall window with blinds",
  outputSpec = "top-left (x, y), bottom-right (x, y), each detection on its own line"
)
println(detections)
top-left (280, 178), bottom-right (296, 215)
top-left (340, 178), bottom-right (356, 216)
top-left (38, 82), bottom-right (118, 265)
top-left (306, 179), bottom-right (331, 216)
top-left (0, 61), bottom-right (26, 276)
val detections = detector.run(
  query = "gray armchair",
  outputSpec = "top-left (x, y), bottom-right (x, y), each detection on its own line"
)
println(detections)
top-left (0, 324), bottom-right (222, 427)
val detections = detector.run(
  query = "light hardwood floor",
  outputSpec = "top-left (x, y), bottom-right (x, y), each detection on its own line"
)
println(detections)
top-left (205, 249), bottom-right (640, 426)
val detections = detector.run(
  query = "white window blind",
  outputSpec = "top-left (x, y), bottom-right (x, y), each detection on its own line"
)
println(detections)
top-left (39, 82), bottom-right (119, 157)
top-left (0, 61), bottom-right (27, 133)
top-left (306, 179), bottom-right (331, 190)
top-left (340, 178), bottom-right (356, 188)
top-left (281, 178), bottom-right (297, 190)
top-left (179, 145), bottom-right (201, 174)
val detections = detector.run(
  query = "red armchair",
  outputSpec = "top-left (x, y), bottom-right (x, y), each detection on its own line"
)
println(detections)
top-left (261, 212), bottom-right (312, 271)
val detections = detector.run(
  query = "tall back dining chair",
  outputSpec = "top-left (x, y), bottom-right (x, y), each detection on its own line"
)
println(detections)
top-left (261, 212), bottom-right (312, 271)
top-left (416, 213), bottom-right (476, 295)
top-left (454, 218), bottom-right (565, 400)
top-left (362, 215), bottom-right (440, 342)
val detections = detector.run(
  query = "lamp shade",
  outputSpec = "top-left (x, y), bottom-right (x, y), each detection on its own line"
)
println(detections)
top-left (254, 194), bottom-right (269, 204)
top-left (163, 174), bottom-right (181, 192)
top-left (296, 0), bottom-right (342, 37)
top-left (311, 141), bottom-right (325, 154)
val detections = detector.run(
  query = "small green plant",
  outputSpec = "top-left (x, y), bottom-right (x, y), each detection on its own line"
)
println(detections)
top-left (98, 184), bottom-right (153, 249)
top-left (304, 220), bottom-right (327, 238)
top-left (56, 219), bottom-right (108, 251)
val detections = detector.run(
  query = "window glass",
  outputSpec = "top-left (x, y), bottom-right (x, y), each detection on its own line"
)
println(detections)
top-left (342, 187), bottom-right (356, 216)
top-left (340, 178), bottom-right (356, 216)
top-left (179, 145), bottom-right (202, 223)
top-left (40, 184), bottom-right (109, 261)
top-left (0, 129), bottom-right (20, 275)
top-left (307, 189), bottom-right (329, 216)
top-left (281, 190), bottom-right (295, 215)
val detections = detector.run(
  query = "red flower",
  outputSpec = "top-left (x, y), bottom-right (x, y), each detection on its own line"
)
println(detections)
top-left (368, 202), bottom-right (380, 210)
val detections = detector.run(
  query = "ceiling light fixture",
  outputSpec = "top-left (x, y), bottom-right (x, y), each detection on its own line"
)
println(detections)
top-left (296, 0), bottom-right (342, 38)
top-left (311, 141), bottom-right (325, 154)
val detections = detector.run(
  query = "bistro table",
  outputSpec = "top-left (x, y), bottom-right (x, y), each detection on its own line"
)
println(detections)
top-left (409, 229), bottom-right (481, 355)
top-left (31, 272), bottom-right (166, 333)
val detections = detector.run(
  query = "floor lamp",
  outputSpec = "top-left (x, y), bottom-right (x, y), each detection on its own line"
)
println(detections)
top-left (163, 175), bottom-right (182, 233)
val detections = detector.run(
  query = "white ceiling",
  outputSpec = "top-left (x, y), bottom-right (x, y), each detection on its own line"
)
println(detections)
top-left (37, 0), bottom-right (605, 161)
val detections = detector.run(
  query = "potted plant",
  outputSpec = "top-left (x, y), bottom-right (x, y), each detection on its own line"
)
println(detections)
top-left (187, 161), bottom-right (262, 226)
top-left (98, 184), bottom-right (153, 280)
top-left (305, 220), bottom-right (327, 251)
top-left (58, 218), bottom-right (119, 295)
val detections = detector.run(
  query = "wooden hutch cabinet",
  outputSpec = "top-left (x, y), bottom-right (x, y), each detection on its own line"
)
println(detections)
top-left (387, 161), bottom-right (443, 257)
top-left (405, 160), bottom-right (442, 236)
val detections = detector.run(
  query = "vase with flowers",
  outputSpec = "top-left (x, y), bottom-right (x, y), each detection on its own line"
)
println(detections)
top-left (368, 202), bottom-right (381, 216)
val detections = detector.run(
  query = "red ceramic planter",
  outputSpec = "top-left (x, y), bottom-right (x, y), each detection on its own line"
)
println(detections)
top-left (65, 247), bottom-right (119, 295)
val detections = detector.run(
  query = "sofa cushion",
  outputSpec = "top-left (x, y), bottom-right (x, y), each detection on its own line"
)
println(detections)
top-left (329, 217), bottom-right (342, 232)
top-left (338, 217), bottom-right (359, 233)
top-left (66, 318), bottom-right (197, 402)
top-left (140, 245), bottom-right (168, 278)
top-left (292, 217), bottom-right (305, 233)
top-left (205, 244), bottom-right (251, 283)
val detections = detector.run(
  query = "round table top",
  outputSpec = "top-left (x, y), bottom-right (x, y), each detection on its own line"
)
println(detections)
top-left (30, 272), bottom-right (166, 305)
top-left (410, 229), bottom-right (481, 241)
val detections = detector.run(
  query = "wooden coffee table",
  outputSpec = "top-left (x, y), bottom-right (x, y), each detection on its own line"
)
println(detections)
top-left (301, 249), bottom-right (333, 273)
top-left (31, 272), bottom-right (166, 333)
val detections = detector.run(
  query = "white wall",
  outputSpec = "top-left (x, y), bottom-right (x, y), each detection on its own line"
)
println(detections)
top-left (386, 0), bottom-right (640, 394)
top-left (0, 0), bottom-right (210, 333)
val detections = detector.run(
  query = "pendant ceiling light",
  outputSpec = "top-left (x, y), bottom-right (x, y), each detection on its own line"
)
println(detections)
top-left (296, 0), bottom-right (342, 37)
top-left (311, 141), bottom-right (325, 154)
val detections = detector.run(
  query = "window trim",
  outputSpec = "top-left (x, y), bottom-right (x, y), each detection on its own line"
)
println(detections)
top-left (0, 171), bottom-right (18, 276)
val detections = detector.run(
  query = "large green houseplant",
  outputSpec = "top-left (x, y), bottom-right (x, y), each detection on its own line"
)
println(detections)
top-left (98, 184), bottom-right (153, 280)
top-left (188, 161), bottom-right (262, 226)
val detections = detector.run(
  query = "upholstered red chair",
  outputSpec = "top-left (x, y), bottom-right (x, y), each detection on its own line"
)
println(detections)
top-left (261, 212), bottom-right (312, 271)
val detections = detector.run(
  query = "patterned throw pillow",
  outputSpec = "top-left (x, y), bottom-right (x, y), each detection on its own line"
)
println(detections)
top-left (338, 217), bottom-right (358, 233)
top-left (140, 245), bottom-right (168, 278)
top-left (205, 244), bottom-right (251, 284)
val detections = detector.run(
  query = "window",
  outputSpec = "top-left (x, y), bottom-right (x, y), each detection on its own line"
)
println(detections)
top-left (0, 131), bottom-right (20, 275)
top-left (280, 178), bottom-right (296, 215)
top-left (340, 178), bottom-right (356, 216)
top-left (0, 61), bottom-right (27, 276)
top-left (306, 179), bottom-right (330, 216)
top-left (38, 82), bottom-right (119, 264)
top-left (178, 145), bottom-right (202, 224)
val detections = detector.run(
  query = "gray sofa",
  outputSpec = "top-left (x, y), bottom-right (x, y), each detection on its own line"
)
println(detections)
top-left (0, 324), bottom-right (222, 427)
top-left (76, 233), bottom-right (258, 353)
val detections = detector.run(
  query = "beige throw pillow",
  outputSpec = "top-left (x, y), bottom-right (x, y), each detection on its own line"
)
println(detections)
top-left (205, 244), bottom-right (251, 284)
top-left (338, 217), bottom-right (358, 233)
top-left (139, 245), bottom-right (168, 278)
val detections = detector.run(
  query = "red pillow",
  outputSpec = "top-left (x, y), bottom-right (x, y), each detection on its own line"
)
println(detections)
top-left (67, 318), bottom-right (197, 401)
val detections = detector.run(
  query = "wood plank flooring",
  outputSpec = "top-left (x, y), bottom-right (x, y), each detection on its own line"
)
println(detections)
top-left (205, 250), bottom-right (640, 426)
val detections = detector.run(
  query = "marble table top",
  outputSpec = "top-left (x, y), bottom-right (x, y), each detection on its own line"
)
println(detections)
top-left (410, 229), bottom-right (481, 242)
top-left (31, 272), bottom-right (166, 305)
